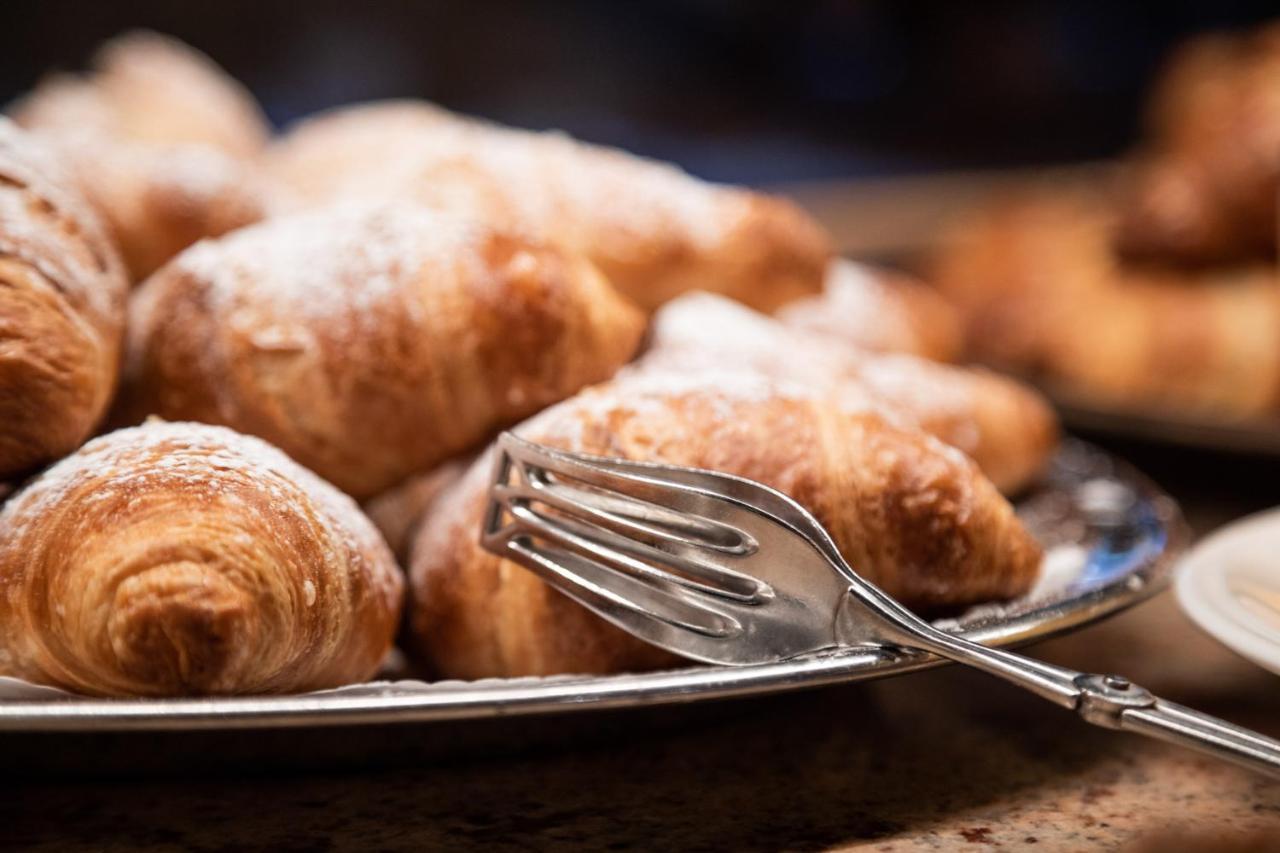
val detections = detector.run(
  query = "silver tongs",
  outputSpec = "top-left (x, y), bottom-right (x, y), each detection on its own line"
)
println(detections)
top-left (481, 433), bottom-right (1280, 779)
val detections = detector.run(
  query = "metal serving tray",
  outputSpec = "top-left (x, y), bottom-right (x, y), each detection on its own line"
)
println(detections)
top-left (0, 440), bottom-right (1186, 741)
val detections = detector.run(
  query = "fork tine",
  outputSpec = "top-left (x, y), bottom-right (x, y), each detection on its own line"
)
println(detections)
top-left (505, 500), bottom-right (771, 603)
top-left (505, 449), bottom-right (753, 554)
top-left (491, 436), bottom-right (769, 599)
top-left (502, 477), bottom-right (754, 554)
top-left (498, 432), bottom-right (854, 585)
top-left (485, 433), bottom-right (856, 665)
top-left (497, 535), bottom-right (741, 640)
top-left (498, 434), bottom-right (753, 536)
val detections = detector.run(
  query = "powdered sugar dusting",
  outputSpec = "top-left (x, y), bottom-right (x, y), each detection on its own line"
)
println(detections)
top-left (511, 363), bottom-right (818, 452)
top-left (857, 354), bottom-right (979, 423)
top-left (645, 292), bottom-right (858, 376)
top-left (272, 101), bottom-right (743, 252)
top-left (172, 201), bottom-right (475, 327)
top-left (643, 291), bottom-right (984, 456)
top-left (777, 260), bottom-right (916, 351)
top-left (0, 421), bottom-right (388, 583)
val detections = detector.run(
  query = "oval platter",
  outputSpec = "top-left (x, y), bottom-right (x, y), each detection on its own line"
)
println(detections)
top-left (0, 440), bottom-right (1187, 738)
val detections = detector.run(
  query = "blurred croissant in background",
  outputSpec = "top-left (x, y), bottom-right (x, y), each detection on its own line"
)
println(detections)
top-left (266, 101), bottom-right (833, 313)
top-left (933, 17), bottom-right (1280, 421)
top-left (1115, 21), bottom-right (1280, 266)
top-left (10, 31), bottom-right (277, 281)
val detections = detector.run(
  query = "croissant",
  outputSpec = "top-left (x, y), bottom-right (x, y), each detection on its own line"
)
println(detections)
top-left (408, 369), bottom-right (1043, 679)
top-left (777, 260), bottom-right (963, 362)
top-left (34, 137), bottom-right (276, 282)
top-left (1115, 22), bottom-right (1280, 265)
top-left (266, 100), bottom-right (832, 312)
top-left (0, 420), bottom-right (403, 697)
top-left (642, 293), bottom-right (1058, 494)
top-left (933, 192), bottom-right (1280, 417)
top-left (118, 201), bottom-right (647, 499)
top-left (10, 31), bottom-right (275, 280)
top-left (0, 120), bottom-right (128, 480)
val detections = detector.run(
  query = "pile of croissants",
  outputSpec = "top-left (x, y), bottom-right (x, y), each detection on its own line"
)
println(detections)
top-left (933, 19), bottom-right (1280, 418)
top-left (0, 32), bottom-right (1060, 698)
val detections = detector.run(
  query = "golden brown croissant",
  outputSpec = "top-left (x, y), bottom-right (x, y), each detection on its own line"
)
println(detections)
top-left (1115, 22), bottom-right (1280, 265)
top-left (777, 260), bottom-right (963, 362)
top-left (10, 31), bottom-right (275, 280)
top-left (0, 420), bottom-right (403, 697)
top-left (408, 370), bottom-right (1043, 679)
top-left (118, 201), bottom-right (647, 499)
top-left (266, 100), bottom-right (832, 312)
top-left (934, 192), bottom-right (1280, 417)
top-left (0, 120), bottom-right (128, 480)
top-left (642, 293), bottom-right (1058, 494)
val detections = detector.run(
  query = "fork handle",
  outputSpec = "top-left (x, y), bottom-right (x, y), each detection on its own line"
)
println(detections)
top-left (1116, 696), bottom-right (1280, 777)
top-left (904, 626), bottom-right (1082, 709)
top-left (907, 627), bottom-right (1280, 778)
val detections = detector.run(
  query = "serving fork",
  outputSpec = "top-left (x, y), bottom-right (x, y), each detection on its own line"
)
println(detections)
top-left (481, 432), bottom-right (1280, 779)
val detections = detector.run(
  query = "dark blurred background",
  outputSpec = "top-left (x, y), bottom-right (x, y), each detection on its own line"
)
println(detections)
top-left (1, 1), bottom-right (1276, 185)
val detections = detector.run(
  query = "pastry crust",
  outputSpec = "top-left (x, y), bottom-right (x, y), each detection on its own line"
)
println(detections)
top-left (408, 370), bottom-right (1043, 679)
top-left (778, 260), bottom-right (963, 362)
top-left (643, 293), bottom-right (1058, 495)
top-left (118, 201), bottom-right (647, 499)
top-left (10, 31), bottom-right (275, 280)
top-left (0, 120), bottom-right (128, 479)
top-left (266, 100), bottom-right (832, 312)
top-left (0, 420), bottom-right (403, 697)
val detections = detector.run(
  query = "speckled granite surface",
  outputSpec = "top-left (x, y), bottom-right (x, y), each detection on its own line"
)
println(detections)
top-left (6, 450), bottom-right (1280, 851)
top-left (5, 592), bottom-right (1278, 851)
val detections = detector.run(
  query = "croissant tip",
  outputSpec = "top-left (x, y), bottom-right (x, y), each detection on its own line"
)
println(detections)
top-left (108, 562), bottom-right (254, 695)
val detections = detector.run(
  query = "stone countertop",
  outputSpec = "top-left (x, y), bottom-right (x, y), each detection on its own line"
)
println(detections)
top-left (7, 443), bottom-right (1280, 851)
top-left (7, 592), bottom-right (1279, 851)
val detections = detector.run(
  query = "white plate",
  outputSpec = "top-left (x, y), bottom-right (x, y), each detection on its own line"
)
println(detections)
top-left (1177, 508), bottom-right (1280, 675)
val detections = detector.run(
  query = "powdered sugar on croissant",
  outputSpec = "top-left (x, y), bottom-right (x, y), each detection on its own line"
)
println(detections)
top-left (266, 100), bottom-right (831, 312)
top-left (640, 292), bottom-right (1059, 494)
top-left (118, 201), bottom-right (647, 499)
